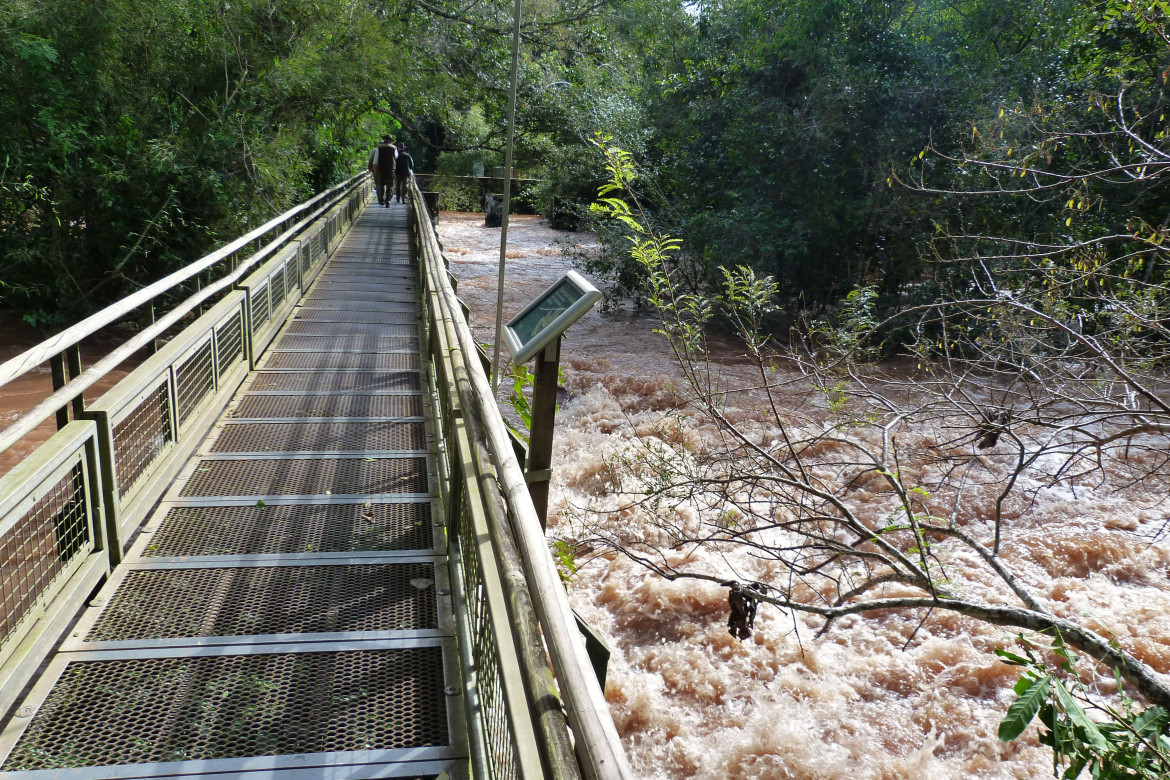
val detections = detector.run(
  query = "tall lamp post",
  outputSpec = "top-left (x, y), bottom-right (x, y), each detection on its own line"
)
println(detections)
top-left (491, 0), bottom-right (524, 392)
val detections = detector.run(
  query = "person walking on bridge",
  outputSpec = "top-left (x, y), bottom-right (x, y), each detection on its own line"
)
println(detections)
top-left (368, 135), bottom-right (397, 206)
top-left (393, 142), bottom-right (413, 203)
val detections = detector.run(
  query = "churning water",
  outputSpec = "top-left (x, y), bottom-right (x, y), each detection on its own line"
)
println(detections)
top-left (436, 212), bottom-right (1170, 779)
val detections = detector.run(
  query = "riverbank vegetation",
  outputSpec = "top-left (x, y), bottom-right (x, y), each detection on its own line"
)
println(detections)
top-left (0, 0), bottom-right (625, 317)
top-left (580, 1), bottom-right (1170, 772)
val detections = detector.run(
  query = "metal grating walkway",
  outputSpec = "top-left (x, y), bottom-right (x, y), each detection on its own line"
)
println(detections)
top-left (0, 202), bottom-right (467, 779)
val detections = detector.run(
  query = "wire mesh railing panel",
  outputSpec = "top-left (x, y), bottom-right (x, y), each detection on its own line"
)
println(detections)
top-left (146, 503), bottom-right (433, 557)
top-left (112, 382), bottom-right (173, 496)
top-left (0, 465), bottom-right (90, 654)
top-left (175, 339), bottom-right (215, 429)
top-left (299, 244), bottom-right (311, 282)
top-left (216, 311), bottom-right (245, 379)
top-left (270, 265), bottom-right (286, 309)
top-left (86, 562), bottom-right (439, 641)
top-left (250, 282), bottom-right (271, 335)
top-left (456, 500), bottom-right (517, 780)
top-left (1, 648), bottom-right (449, 771)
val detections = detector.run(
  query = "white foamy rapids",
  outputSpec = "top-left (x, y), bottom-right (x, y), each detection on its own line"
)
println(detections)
top-left (435, 212), bottom-right (1170, 779)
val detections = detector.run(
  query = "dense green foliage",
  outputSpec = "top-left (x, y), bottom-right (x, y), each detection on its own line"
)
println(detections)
top-left (0, 0), bottom-right (629, 317)
top-left (0, 0), bottom-right (404, 315)
top-left (578, 0), bottom-right (1170, 321)
top-left (998, 637), bottom-right (1170, 779)
top-left (7, 0), bottom-right (1170, 325)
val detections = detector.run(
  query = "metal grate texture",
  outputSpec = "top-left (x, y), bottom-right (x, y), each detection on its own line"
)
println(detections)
top-left (249, 371), bottom-right (421, 393)
top-left (292, 309), bottom-right (417, 325)
top-left (311, 279), bottom-right (416, 291)
top-left (231, 394), bottom-right (423, 419)
top-left (113, 383), bottom-right (173, 494)
top-left (332, 248), bottom-right (414, 260)
top-left (312, 285), bottom-right (415, 298)
top-left (180, 457), bottom-right (428, 496)
top-left (86, 563), bottom-right (438, 640)
top-left (175, 340), bottom-right (215, 428)
top-left (284, 321), bottom-right (417, 337)
top-left (299, 299), bottom-right (417, 313)
top-left (274, 335), bottom-right (420, 352)
top-left (0, 466), bottom-right (89, 648)
top-left (1, 648), bottom-right (448, 770)
top-left (264, 353), bottom-right (421, 371)
top-left (317, 275), bottom-right (416, 287)
top-left (306, 287), bottom-right (416, 300)
top-left (216, 312), bottom-right (245, 378)
top-left (146, 503), bottom-right (433, 557)
top-left (211, 421), bottom-right (427, 453)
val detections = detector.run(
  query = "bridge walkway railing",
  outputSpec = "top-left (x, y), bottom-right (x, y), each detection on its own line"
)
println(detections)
top-left (0, 173), bottom-right (369, 725)
top-left (0, 172), bottom-right (632, 780)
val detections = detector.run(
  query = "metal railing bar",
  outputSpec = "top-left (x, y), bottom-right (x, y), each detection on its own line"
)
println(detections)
top-left (218, 417), bottom-right (428, 424)
top-left (0, 173), bottom-right (367, 391)
top-left (193, 450), bottom-right (430, 459)
top-left (69, 630), bottom-right (453, 652)
top-left (410, 179), bottom-right (634, 779)
top-left (241, 390), bottom-right (425, 396)
top-left (0, 178), bottom-right (368, 457)
top-left (45, 635), bottom-right (453, 661)
top-left (420, 223), bottom-right (580, 780)
top-left (0, 750), bottom-right (464, 780)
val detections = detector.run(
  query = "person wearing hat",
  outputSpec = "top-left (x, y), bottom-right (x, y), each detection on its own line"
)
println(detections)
top-left (368, 135), bottom-right (397, 206)
top-left (393, 142), bottom-right (414, 203)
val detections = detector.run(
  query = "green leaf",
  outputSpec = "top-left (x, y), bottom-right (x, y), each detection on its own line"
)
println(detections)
top-left (1130, 705), bottom-right (1167, 737)
top-left (1052, 680), bottom-right (1109, 751)
top-left (995, 648), bottom-right (1033, 667)
top-left (999, 675), bottom-right (1051, 741)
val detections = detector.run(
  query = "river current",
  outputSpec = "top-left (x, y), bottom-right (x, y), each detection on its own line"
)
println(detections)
top-left (436, 211), bottom-right (1170, 779)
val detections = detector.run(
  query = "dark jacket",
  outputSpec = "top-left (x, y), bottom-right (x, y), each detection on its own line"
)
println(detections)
top-left (394, 150), bottom-right (413, 178)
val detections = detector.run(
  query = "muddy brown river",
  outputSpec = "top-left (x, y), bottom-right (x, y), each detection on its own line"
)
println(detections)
top-left (436, 211), bottom-right (1170, 779)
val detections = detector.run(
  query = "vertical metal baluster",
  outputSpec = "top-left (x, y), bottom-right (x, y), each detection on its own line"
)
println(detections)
top-left (51, 352), bottom-right (69, 430)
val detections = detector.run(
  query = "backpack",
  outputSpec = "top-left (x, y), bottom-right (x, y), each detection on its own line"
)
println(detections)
top-left (374, 144), bottom-right (396, 175)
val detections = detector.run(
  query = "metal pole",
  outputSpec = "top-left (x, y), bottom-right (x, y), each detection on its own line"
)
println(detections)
top-left (491, 0), bottom-right (524, 392)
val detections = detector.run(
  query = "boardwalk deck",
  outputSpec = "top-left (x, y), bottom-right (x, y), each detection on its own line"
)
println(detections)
top-left (0, 203), bottom-right (468, 780)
